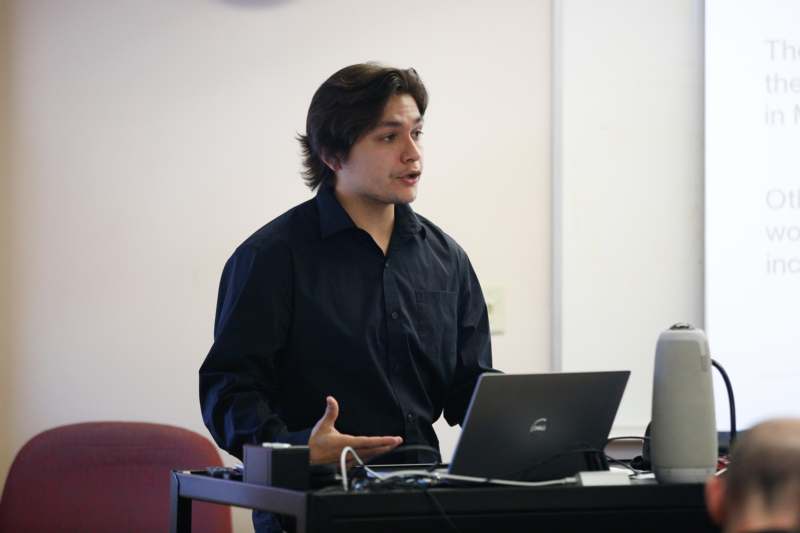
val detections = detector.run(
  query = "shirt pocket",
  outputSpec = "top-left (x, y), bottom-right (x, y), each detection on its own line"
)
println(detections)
top-left (414, 290), bottom-right (458, 357)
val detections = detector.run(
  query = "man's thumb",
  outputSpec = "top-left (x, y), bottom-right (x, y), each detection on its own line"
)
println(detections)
top-left (320, 396), bottom-right (339, 428)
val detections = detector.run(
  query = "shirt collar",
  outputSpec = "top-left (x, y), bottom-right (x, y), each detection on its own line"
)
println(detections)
top-left (316, 184), bottom-right (354, 239)
top-left (394, 202), bottom-right (425, 238)
top-left (315, 183), bottom-right (426, 240)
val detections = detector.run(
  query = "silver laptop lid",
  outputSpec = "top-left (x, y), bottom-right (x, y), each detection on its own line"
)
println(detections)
top-left (448, 371), bottom-right (630, 481)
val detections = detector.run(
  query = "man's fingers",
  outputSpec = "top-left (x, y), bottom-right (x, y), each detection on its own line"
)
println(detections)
top-left (341, 435), bottom-right (402, 449)
top-left (310, 428), bottom-right (402, 465)
top-left (355, 444), bottom-right (402, 462)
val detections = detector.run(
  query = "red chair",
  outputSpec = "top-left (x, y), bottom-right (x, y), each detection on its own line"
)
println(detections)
top-left (0, 422), bottom-right (231, 533)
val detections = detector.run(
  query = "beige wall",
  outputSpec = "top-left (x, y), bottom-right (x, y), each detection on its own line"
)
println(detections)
top-left (1, 1), bottom-right (551, 529)
top-left (0, 0), bottom-right (12, 487)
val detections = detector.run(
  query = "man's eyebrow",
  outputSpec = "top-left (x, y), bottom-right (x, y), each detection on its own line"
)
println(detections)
top-left (374, 117), bottom-right (424, 128)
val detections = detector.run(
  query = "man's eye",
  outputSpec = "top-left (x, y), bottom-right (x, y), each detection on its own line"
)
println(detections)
top-left (381, 134), bottom-right (396, 142)
top-left (412, 130), bottom-right (424, 139)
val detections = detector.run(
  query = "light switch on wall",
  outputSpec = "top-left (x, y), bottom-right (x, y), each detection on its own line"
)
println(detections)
top-left (483, 285), bottom-right (505, 335)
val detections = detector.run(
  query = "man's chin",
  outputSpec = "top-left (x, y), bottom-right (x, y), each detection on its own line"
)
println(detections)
top-left (357, 186), bottom-right (417, 207)
top-left (391, 186), bottom-right (418, 205)
top-left (393, 194), bottom-right (417, 205)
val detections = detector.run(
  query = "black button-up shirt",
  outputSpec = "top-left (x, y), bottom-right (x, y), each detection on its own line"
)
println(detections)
top-left (199, 185), bottom-right (494, 460)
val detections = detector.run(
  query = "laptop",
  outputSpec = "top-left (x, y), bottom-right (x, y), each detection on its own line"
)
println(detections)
top-left (446, 371), bottom-right (630, 481)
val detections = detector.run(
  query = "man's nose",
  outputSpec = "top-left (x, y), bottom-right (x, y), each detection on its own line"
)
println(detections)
top-left (402, 136), bottom-right (422, 163)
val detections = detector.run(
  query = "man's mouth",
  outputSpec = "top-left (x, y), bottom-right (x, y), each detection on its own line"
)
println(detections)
top-left (397, 171), bottom-right (421, 185)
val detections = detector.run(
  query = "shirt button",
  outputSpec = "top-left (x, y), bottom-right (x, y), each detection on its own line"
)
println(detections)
top-left (407, 413), bottom-right (415, 422)
top-left (385, 260), bottom-right (390, 268)
top-left (391, 311), bottom-right (399, 320)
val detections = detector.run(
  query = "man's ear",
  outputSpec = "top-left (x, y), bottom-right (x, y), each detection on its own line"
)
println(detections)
top-left (321, 151), bottom-right (341, 173)
top-left (705, 474), bottom-right (727, 526)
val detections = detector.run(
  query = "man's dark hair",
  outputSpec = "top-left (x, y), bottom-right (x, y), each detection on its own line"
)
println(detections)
top-left (298, 63), bottom-right (428, 190)
top-left (725, 420), bottom-right (800, 508)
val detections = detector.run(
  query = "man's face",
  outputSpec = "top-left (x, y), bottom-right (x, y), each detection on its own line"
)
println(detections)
top-left (333, 93), bottom-right (424, 206)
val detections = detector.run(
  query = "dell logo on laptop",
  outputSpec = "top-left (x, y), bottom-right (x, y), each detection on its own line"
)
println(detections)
top-left (529, 417), bottom-right (548, 433)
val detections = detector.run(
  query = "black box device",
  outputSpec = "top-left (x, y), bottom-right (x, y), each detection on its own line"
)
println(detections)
top-left (243, 443), bottom-right (310, 490)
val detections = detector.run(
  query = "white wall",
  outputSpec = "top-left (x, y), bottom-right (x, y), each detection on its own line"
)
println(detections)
top-left (2, 1), bottom-right (551, 530)
top-left (554, 0), bottom-right (705, 435)
top-left (0, 0), bottom-right (12, 487)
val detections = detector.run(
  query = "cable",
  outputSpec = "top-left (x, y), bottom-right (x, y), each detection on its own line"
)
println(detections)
top-left (711, 358), bottom-right (737, 446)
top-left (422, 488), bottom-right (461, 533)
top-left (339, 445), bottom-right (586, 533)
top-left (339, 446), bottom-right (364, 491)
top-left (341, 446), bottom-right (577, 490)
top-left (603, 454), bottom-right (642, 475)
top-left (603, 437), bottom-right (652, 474)
top-left (365, 444), bottom-right (442, 467)
top-left (370, 469), bottom-right (577, 488)
top-left (341, 447), bottom-right (576, 533)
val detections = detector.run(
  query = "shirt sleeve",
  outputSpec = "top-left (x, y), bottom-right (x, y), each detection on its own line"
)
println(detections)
top-left (199, 242), bottom-right (311, 460)
top-left (443, 250), bottom-right (498, 426)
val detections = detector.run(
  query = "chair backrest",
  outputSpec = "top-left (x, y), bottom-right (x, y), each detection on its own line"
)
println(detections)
top-left (0, 421), bottom-right (231, 533)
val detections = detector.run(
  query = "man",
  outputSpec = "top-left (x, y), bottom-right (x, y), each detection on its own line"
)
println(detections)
top-left (199, 63), bottom-right (494, 531)
top-left (706, 419), bottom-right (800, 533)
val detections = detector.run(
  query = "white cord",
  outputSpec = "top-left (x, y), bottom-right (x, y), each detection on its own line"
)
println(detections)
top-left (340, 447), bottom-right (579, 490)
top-left (374, 469), bottom-right (577, 487)
top-left (339, 446), bottom-right (365, 491)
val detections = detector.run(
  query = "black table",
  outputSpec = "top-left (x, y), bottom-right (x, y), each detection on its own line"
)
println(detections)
top-left (170, 470), bottom-right (719, 533)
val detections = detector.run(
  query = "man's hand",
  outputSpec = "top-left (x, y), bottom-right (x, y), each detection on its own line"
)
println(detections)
top-left (308, 396), bottom-right (403, 465)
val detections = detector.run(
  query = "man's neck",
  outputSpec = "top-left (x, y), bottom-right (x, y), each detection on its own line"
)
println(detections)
top-left (334, 189), bottom-right (395, 255)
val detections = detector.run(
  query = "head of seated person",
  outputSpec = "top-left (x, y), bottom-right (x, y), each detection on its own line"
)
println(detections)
top-left (706, 418), bottom-right (800, 533)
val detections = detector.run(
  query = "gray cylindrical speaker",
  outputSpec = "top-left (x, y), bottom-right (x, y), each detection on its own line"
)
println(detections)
top-left (651, 323), bottom-right (718, 484)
